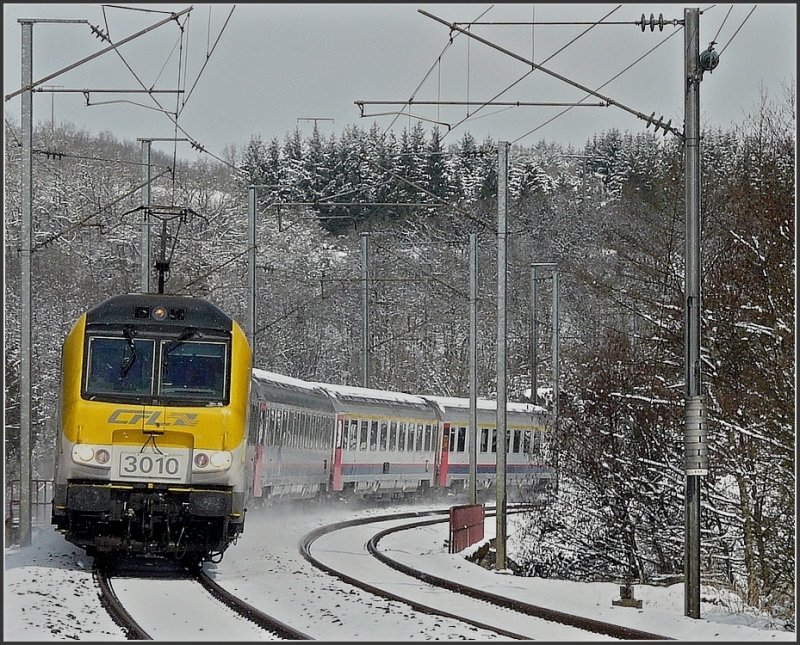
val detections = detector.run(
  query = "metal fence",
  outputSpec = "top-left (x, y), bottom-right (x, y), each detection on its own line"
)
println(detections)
top-left (5, 479), bottom-right (54, 544)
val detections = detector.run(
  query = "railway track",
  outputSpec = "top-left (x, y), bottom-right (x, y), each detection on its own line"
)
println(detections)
top-left (300, 506), bottom-right (672, 641)
top-left (93, 557), bottom-right (311, 640)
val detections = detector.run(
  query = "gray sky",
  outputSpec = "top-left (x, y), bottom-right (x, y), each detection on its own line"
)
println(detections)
top-left (3, 3), bottom-right (796, 162)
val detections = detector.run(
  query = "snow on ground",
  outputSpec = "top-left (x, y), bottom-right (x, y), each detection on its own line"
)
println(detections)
top-left (4, 498), bottom-right (794, 641)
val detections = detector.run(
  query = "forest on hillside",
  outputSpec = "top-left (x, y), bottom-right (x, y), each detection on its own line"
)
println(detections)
top-left (3, 85), bottom-right (795, 623)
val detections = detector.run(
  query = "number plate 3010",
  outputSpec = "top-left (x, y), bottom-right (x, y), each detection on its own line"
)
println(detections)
top-left (117, 450), bottom-right (188, 481)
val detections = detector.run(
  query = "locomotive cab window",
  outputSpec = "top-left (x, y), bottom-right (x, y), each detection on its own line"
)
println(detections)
top-left (85, 336), bottom-right (155, 397)
top-left (159, 340), bottom-right (227, 401)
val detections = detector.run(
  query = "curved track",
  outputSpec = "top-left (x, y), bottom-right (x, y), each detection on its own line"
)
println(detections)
top-left (301, 506), bottom-right (672, 641)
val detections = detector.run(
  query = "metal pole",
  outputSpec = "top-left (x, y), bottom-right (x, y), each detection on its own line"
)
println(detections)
top-left (140, 140), bottom-right (151, 293)
top-left (18, 18), bottom-right (33, 547)
top-left (552, 269), bottom-right (560, 424)
top-left (496, 141), bottom-right (509, 570)
top-left (684, 6), bottom-right (703, 619)
top-left (530, 264), bottom-right (538, 404)
top-left (361, 232), bottom-right (370, 388)
top-left (247, 186), bottom-right (256, 364)
top-left (468, 232), bottom-right (478, 505)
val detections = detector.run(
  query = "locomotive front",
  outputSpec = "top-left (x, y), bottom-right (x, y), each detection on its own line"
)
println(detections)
top-left (52, 294), bottom-right (252, 562)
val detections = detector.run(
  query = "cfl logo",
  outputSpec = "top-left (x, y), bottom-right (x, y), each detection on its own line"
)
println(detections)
top-left (107, 409), bottom-right (199, 427)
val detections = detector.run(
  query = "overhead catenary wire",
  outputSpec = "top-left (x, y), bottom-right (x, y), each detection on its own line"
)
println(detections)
top-left (32, 168), bottom-right (172, 251)
top-left (511, 22), bottom-right (684, 145)
top-left (421, 9), bottom-right (684, 139)
top-left (711, 5), bottom-right (734, 45)
top-left (92, 6), bottom-right (243, 175)
top-left (381, 4), bottom-right (494, 136)
top-left (717, 5), bottom-right (757, 57)
top-left (442, 4), bottom-right (623, 142)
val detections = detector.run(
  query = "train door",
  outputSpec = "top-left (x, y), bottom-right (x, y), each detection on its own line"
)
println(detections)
top-left (437, 422), bottom-right (450, 487)
top-left (331, 415), bottom-right (344, 491)
top-left (252, 403), bottom-right (267, 497)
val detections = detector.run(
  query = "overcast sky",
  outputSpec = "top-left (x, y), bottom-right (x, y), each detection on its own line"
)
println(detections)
top-left (3, 3), bottom-right (796, 162)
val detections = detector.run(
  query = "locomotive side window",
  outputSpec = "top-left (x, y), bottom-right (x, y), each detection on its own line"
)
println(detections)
top-left (86, 336), bottom-right (155, 396)
top-left (159, 340), bottom-right (226, 400)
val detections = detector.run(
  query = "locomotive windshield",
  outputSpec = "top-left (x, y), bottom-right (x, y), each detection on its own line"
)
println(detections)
top-left (86, 337), bottom-right (155, 396)
top-left (84, 333), bottom-right (229, 404)
top-left (159, 340), bottom-right (226, 400)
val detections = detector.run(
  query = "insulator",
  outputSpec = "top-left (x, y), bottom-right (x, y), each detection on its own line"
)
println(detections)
top-left (641, 13), bottom-right (666, 32)
top-left (699, 47), bottom-right (720, 73)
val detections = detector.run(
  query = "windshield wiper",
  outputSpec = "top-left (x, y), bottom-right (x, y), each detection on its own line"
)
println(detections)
top-left (120, 325), bottom-right (136, 377)
top-left (164, 327), bottom-right (198, 354)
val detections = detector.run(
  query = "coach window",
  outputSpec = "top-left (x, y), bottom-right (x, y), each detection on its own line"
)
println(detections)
top-left (448, 426), bottom-right (456, 452)
top-left (532, 429), bottom-right (542, 455)
top-left (480, 428), bottom-right (489, 453)
top-left (348, 419), bottom-right (359, 451)
top-left (398, 422), bottom-right (407, 451)
top-left (457, 426), bottom-right (467, 452)
top-left (407, 423), bottom-right (415, 452)
top-left (512, 430), bottom-right (521, 453)
top-left (415, 424), bottom-right (424, 451)
top-left (370, 420), bottom-right (379, 450)
top-left (267, 409), bottom-right (275, 445)
top-left (423, 424), bottom-right (431, 451)
top-left (523, 430), bottom-right (531, 454)
top-left (358, 420), bottom-right (369, 450)
top-left (257, 408), bottom-right (267, 445)
top-left (379, 422), bottom-right (388, 450)
top-left (389, 421), bottom-right (398, 451)
top-left (491, 428), bottom-right (497, 453)
top-left (297, 411), bottom-right (304, 449)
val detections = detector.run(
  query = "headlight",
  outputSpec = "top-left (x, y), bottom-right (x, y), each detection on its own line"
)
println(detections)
top-left (72, 444), bottom-right (112, 469)
top-left (192, 450), bottom-right (232, 473)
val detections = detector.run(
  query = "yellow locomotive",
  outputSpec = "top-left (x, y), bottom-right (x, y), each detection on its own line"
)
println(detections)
top-left (51, 294), bottom-right (252, 563)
